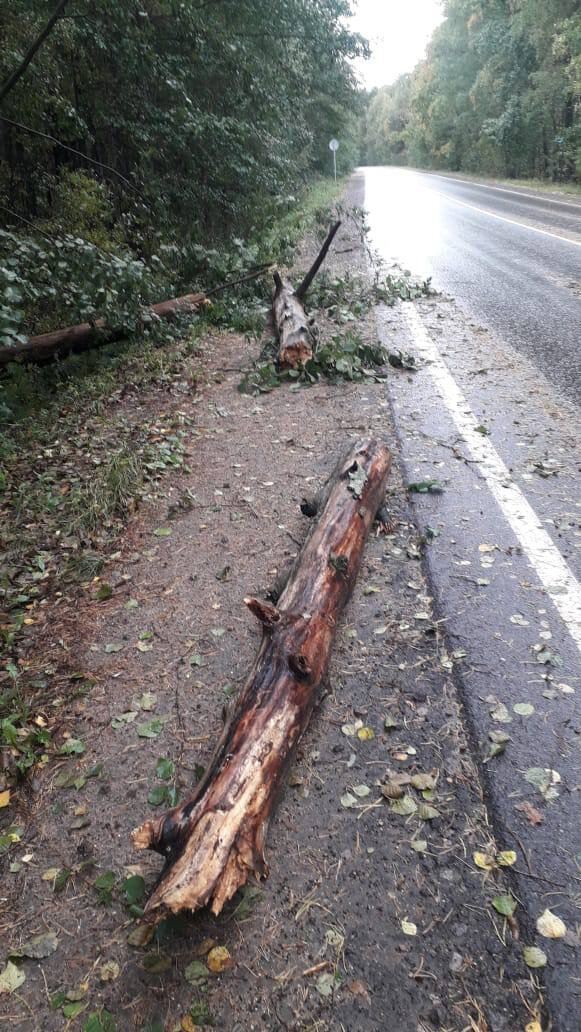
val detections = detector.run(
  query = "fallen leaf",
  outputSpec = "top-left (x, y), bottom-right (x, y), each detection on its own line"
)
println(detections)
top-left (0, 790), bottom-right (10, 808)
top-left (410, 773), bottom-right (435, 791)
top-left (104, 643), bottom-right (123, 653)
top-left (341, 792), bottom-right (358, 809)
top-left (10, 930), bottom-right (58, 959)
top-left (99, 961), bottom-right (120, 982)
top-left (352, 784), bottom-right (371, 798)
top-left (490, 703), bottom-right (512, 723)
top-left (418, 802), bottom-right (439, 820)
top-left (206, 946), bottom-right (231, 973)
top-left (525, 767), bottom-right (560, 801)
top-left (155, 757), bottom-right (175, 780)
top-left (137, 718), bottom-right (166, 739)
top-left (515, 801), bottom-right (543, 826)
top-left (137, 691), bottom-right (157, 711)
top-left (316, 971), bottom-right (335, 997)
top-left (410, 839), bottom-right (427, 853)
top-left (0, 961), bottom-right (25, 994)
top-left (401, 918), bottom-right (417, 935)
top-left (83, 1013), bottom-right (116, 1032)
top-left (184, 960), bottom-right (209, 984)
top-left (341, 719), bottom-right (363, 737)
top-left (492, 894), bottom-right (517, 917)
top-left (357, 726), bottom-right (374, 741)
top-left (513, 702), bottom-right (534, 716)
top-left (473, 851), bottom-right (495, 871)
top-left (523, 946), bottom-right (547, 969)
top-left (496, 850), bottom-right (517, 867)
top-left (390, 795), bottom-right (418, 816)
top-left (153, 528), bottom-right (172, 537)
top-left (536, 908), bottom-right (566, 939)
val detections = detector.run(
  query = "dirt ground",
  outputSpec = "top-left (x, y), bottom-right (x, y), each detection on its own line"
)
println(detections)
top-left (0, 200), bottom-right (543, 1031)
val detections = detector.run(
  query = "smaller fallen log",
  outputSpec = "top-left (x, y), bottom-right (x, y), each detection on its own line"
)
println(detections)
top-left (0, 292), bottom-right (204, 369)
top-left (0, 264), bottom-right (272, 370)
top-left (273, 221), bottom-right (341, 369)
top-left (133, 436), bottom-right (391, 923)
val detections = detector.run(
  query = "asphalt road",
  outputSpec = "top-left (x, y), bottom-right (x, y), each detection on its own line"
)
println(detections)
top-left (359, 168), bottom-right (581, 1031)
top-left (363, 167), bottom-right (581, 402)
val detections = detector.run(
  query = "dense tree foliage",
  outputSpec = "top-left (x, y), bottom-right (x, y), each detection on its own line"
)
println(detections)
top-left (365, 0), bottom-right (580, 182)
top-left (0, 0), bottom-right (365, 344)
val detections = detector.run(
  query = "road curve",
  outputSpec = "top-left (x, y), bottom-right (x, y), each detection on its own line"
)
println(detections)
top-left (363, 166), bottom-right (581, 402)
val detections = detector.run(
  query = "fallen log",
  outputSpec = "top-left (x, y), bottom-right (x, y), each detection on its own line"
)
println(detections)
top-left (0, 292), bottom-right (205, 369)
top-left (274, 220), bottom-right (341, 369)
top-left (133, 436), bottom-right (391, 923)
top-left (0, 264), bottom-right (272, 369)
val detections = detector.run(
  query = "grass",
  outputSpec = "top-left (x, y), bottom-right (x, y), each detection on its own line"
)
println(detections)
top-left (414, 167), bottom-right (581, 197)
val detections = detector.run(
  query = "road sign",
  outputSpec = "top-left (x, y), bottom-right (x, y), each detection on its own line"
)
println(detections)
top-left (329, 138), bottom-right (339, 180)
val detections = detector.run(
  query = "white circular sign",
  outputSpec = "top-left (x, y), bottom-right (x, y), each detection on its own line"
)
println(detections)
top-left (329, 138), bottom-right (339, 152)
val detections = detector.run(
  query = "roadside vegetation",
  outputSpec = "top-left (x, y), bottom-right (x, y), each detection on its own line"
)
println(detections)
top-left (364, 0), bottom-right (580, 185)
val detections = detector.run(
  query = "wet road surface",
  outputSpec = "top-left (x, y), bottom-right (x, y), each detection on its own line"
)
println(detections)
top-left (360, 167), bottom-right (581, 1031)
top-left (364, 166), bottom-right (581, 403)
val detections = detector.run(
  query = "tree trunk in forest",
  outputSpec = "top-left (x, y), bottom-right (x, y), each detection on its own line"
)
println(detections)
top-left (273, 220), bottom-right (341, 369)
top-left (133, 436), bottom-right (391, 923)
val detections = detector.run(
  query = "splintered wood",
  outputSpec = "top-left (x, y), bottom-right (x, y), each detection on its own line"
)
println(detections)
top-left (133, 437), bottom-right (391, 924)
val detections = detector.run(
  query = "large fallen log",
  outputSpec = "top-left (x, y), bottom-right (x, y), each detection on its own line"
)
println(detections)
top-left (0, 264), bottom-right (271, 369)
top-left (274, 220), bottom-right (341, 369)
top-left (133, 436), bottom-right (391, 922)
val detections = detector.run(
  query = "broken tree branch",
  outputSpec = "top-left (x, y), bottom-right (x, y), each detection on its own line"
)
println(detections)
top-left (296, 220), bottom-right (341, 301)
top-left (272, 221), bottom-right (341, 369)
top-left (133, 436), bottom-right (391, 923)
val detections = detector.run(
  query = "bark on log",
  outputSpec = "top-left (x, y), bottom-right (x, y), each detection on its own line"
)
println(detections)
top-left (272, 271), bottom-right (315, 369)
top-left (273, 221), bottom-right (341, 370)
top-left (133, 437), bottom-right (391, 923)
top-left (0, 292), bottom-right (205, 369)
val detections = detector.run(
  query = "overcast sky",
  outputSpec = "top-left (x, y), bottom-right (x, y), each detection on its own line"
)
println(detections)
top-left (349, 0), bottom-right (444, 90)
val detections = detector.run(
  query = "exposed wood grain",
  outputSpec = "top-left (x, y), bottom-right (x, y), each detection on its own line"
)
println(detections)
top-left (133, 437), bottom-right (391, 923)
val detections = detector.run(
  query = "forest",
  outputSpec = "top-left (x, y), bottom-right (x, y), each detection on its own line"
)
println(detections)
top-left (365, 0), bottom-right (580, 182)
top-left (0, 0), bottom-right (365, 353)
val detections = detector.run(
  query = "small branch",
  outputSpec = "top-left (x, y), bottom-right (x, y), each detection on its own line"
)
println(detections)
top-left (0, 0), bottom-right (69, 105)
top-left (295, 221), bottom-right (341, 301)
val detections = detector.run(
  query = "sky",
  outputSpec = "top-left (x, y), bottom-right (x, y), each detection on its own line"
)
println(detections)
top-left (349, 0), bottom-right (444, 90)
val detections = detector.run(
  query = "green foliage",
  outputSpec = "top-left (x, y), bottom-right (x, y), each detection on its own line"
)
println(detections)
top-left (0, 0), bottom-right (366, 347)
top-left (365, 1), bottom-right (580, 183)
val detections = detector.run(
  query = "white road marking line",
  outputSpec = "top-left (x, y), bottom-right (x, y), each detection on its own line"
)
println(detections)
top-left (421, 171), bottom-right (581, 210)
top-left (403, 304), bottom-right (581, 652)
top-left (432, 191), bottom-right (581, 246)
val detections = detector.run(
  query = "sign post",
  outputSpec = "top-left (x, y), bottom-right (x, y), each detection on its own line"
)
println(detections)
top-left (329, 138), bottom-right (339, 181)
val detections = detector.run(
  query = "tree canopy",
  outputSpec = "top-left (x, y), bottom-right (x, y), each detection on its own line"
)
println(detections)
top-left (365, 0), bottom-right (580, 182)
top-left (0, 0), bottom-right (366, 345)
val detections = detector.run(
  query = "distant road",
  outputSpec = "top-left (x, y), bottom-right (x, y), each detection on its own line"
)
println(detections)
top-left (363, 167), bottom-right (581, 402)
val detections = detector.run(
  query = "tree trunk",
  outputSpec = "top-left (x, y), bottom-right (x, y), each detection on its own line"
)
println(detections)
top-left (272, 272), bottom-right (315, 369)
top-left (0, 292), bottom-right (204, 369)
top-left (273, 220), bottom-right (341, 370)
top-left (0, 264), bottom-right (271, 369)
top-left (133, 437), bottom-right (391, 923)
